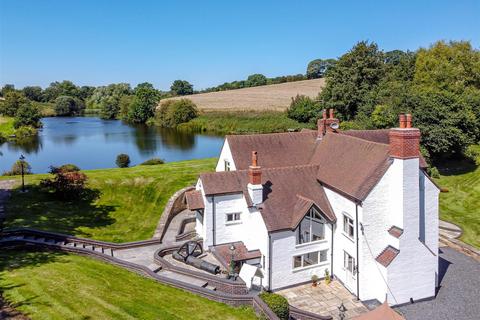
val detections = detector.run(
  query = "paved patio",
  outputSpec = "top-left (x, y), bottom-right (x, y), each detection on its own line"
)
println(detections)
top-left (277, 280), bottom-right (368, 319)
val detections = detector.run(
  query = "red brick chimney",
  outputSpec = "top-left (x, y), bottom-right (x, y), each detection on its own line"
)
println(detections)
top-left (248, 151), bottom-right (262, 185)
top-left (389, 114), bottom-right (421, 159)
top-left (317, 109), bottom-right (339, 139)
top-left (325, 109), bottom-right (339, 133)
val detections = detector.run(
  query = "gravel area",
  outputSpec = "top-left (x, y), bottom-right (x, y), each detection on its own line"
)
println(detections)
top-left (396, 247), bottom-right (480, 320)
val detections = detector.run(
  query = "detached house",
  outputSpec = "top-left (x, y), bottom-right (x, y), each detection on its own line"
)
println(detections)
top-left (186, 110), bottom-right (440, 306)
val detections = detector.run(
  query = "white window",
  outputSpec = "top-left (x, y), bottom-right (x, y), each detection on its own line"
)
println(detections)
top-left (296, 207), bottom-right (325, 245)
top-left (225, 212), bottom-right (241, 224)
top-left (292, 249), bottom-right (328, 269)
top-left (224, 160), bottom-right (231, 171)
top-left (344, 251), bottom-right (355, 273)
top-left (343, 214), bottom-right (354, 238)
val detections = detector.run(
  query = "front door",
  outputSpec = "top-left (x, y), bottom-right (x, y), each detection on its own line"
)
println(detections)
top-left (344, 251), bottom-right (356, 292)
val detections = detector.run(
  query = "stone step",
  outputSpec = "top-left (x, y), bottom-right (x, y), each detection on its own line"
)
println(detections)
top-left (147, 263), bottom-right (162, 273)
top-left (203, 284), bottom-right (216, 291)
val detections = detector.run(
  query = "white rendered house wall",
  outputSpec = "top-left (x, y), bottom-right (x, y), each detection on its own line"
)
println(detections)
top-left (270, 223), bottom-right (332, 290)
top-left (385, 158), bottom-right (437, 305)
top-left (323, 187), bottom-right (360, 296)
top-left (215, 139), bottom-right (236, 172)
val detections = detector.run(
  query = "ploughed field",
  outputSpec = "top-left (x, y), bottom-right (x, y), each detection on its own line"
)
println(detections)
top-left (0, 249), bottom-right (257, 320)
top-left (162, 78), bottom-right (325, 111)
top-left (2, 158), bottom-right (217, 243)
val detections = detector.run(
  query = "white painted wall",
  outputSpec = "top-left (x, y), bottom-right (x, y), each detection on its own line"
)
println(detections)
top-left (270, 225), bottom-right (332, 290)
top-left (360, 168), bottom-right (394, 302)
top-left (324, 187), bottom-right (359, 296)
top-left (215, 139), bottom-right (236, 172)
top-left (385, 159), bottom-right (437, 305)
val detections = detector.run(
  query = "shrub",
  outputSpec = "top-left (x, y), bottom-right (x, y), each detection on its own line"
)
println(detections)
top-left (465, 144), bottom-right (480, 165)
top-left (116, 154), bottom-right (131, 168)
top-left (2, 160), bottom-right (32, 176)
top-left (156, 99), bottom-right (199, 128)
top-left (140, 158), bottom-right (165, 165)
top-left (287, 95), bottom-right (320, 123)
top-left (258, 292), bottom-right (289, 320)
top-left (57, 164), bottom-right (81, 172)
top-left (40, 165), bottom-right (87, 200)
top-left (428, 167), bottom-right (440, 179)
top-left (13, 126), bottom-right (38, 139)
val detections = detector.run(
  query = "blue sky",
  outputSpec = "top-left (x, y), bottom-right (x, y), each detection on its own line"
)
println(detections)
top-left (1, 0), bottom-right (479, 90)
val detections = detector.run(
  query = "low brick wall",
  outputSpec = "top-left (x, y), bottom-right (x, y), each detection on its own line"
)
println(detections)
top-left (155, 245), bottom-right (249, 295)
top-left (289, 306), bottom-right (333, 320)
top-left (153, 186), bottom-right (195, 240)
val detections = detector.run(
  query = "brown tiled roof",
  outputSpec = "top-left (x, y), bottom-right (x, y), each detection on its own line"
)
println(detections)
top-left (185, 190), bottom-right (205, 210)
top-left (388, 226), bottom-right (404, 238)
top-left (200, 165), bottom-right (336, 232)
top-left (211, 241), bottom-right (262, 268)
top-left (311, 133), bottom-right (393, 201)
top-left (341, 129), bottom-right (428, 168)
top-left (353, 301), bottom-right (405, 320)
top-left (376, 246), bottom-right (400, 267)
top-left (226, 131), bottom-right (317, 170)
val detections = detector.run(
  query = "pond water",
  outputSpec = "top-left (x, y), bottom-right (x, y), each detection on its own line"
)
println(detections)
top-left (0, 117), bottom-right (224, 173)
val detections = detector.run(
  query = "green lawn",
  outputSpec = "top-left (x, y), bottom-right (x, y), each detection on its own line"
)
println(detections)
top-left (436, 157), bottom-right (480, 248)
top-left (0, 116), bottom-right (15, 136)
top-left (178, 111), bottom-right (312, 134)
top-left (0, 249), bottom-right (257, 320)
top-left (4, 158), bottom-right (216, 242)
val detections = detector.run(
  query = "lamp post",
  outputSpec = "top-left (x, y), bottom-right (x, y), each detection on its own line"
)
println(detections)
top-left (229, 244), bottom-right (236, 279)
top-left (338, 302), bottom-right (347, 320)
top-left (19, 154), bottom-right (26, 193)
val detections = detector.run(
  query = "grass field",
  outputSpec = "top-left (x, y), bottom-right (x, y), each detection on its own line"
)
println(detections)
top-left (179, 110), bottom-right (313, 134)
top-left (0, 116), bottom-right (15, 136)
top-left (436, 153), bottom-right (480, 248)
top-left (3, 158), bottom-right (216, 242)
top-left (162, 78), bottom-right (325, 112)
top-left (0, 249), bottom-right (257, 320)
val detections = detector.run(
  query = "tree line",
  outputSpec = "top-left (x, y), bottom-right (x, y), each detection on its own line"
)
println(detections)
top-left (287, 40), bottom-right (480, 165)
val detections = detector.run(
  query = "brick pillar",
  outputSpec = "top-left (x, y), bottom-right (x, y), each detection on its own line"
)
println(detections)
top-left (389, 114), bottom-right (420, 159)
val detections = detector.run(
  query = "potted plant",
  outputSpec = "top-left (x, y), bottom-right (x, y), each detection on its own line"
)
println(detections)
top-left (325, 269), bottom-right (331, 285)
top-left (311, 275), bottom-right (319, 287)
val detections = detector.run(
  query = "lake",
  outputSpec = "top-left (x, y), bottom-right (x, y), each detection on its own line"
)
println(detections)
top-left (0, 117), bottom-right (224, 173)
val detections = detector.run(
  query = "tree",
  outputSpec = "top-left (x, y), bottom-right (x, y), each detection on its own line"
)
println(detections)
top-left (319, 41), bottom-right (385, 120)
top-left (78, 86), bottom-right (96, 101)
top-left (156, 99), bottom-right (199, 127)
top-left (286, 95), bottom-right (321, 123)
top-left (127, 83), bottom-right (160, 123)
top-left (22, 86), bottom-right (43, 102)
top-left (3, 159), bottom-right (32, 176)
top-left (414, 40), bottom-right (480, 93)
top-left (0, 91), bottom-right (28, 116)
top-left (99, 96), bottom-right (120, 119)
top-left (87, 83), bottom-right (132, 119)
top-left (170, 80), bottom-right (193, 96)
top-left (54, 95), bottom-right (84, 116)
top-left (116, 154), bottom-right (131, 168)
top-left (246, 74), bottom-right (267, 87)
top-left (306, 59), bottom-right (336, 79)
top-left (43, 81), bottom-right (79, 102)
top-left (0, 84), bottom-right (15, 97)
top-left (13, 103), bottom-right (42, 128)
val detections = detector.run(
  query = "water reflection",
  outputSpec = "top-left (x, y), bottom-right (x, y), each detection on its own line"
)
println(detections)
top-left (0, 117), bottom-right (223, 173)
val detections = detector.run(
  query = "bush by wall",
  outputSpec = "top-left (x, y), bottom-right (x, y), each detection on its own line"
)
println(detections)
top-left (258, 292), bottom-right (289, 320)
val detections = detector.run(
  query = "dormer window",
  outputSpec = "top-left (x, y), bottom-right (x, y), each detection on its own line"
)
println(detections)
top-left (296, 207), bottom-right (325, 245)
top-left (224, 160), bottom-right (231, 171)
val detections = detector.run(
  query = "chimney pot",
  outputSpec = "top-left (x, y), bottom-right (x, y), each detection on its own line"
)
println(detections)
top-left (406, 114), bottom-right (412, 128)
top-left (251, 151), bottom-right (258, 167)
top-left (399, 114), bottom-right (407, 129)
top-left (322, 109), bottom-right (327, 120)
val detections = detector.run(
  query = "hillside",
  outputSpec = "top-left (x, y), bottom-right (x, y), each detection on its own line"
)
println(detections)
top-left (161, 78), bottom-right (325, 111)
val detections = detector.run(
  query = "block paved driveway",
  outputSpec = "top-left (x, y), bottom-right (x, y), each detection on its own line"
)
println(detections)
top-left (396, 247), bottom-right (480, 320)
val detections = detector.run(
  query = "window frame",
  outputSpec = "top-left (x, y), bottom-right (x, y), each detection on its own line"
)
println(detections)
top-left (343, 251), bottom-right (355, 274)
top-left (224, 160), bottom-right (231, 171)
top-left (292, 249), bottom-right (329, 271)
top-left (225, 212), bottom-right (241, 225)
top-left (343, 214), bottom-right (355, 239)
top-left (296, 207), bottom-right (326, 246)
